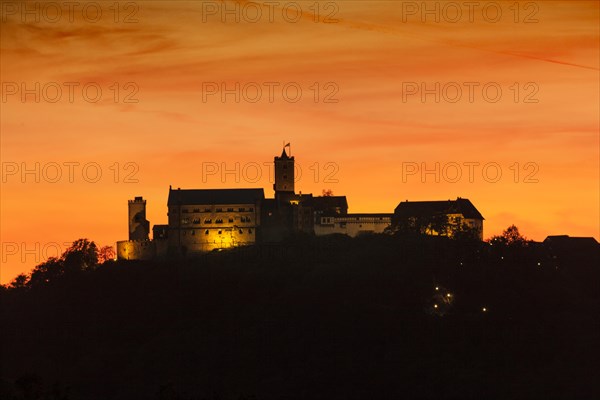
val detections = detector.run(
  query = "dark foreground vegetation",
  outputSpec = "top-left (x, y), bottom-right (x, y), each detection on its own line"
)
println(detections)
top-left (2, 229), bottom-right (599, 400)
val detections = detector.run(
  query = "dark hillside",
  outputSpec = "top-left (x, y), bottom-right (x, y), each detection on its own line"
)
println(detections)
top-left (2, 235), bottom-right (599, 400)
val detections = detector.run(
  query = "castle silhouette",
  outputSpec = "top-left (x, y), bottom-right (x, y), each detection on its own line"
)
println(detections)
top-left (116, 145), bottom-right (484, 260)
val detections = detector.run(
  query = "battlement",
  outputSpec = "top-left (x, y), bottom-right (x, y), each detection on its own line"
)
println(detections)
top-left (129, 196), bottom-right (146, 204)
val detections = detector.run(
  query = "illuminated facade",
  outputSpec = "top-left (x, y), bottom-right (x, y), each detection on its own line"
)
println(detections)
top-left (167, 188), bottom-right (264, 255)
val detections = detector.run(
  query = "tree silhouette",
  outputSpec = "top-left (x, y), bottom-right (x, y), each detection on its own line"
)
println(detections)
top-left (62, 239), bottom-right (98, 274)
top-left (29, 257), bottom-right (63, 288)
top-left (488, 225), bottom-right (529, 247)
top-left (450, 218), bottom-right (480, 241)
top-left (8, 273), bottom-right (30, 290)
top-left (97, 245), bottom-right (116, 264)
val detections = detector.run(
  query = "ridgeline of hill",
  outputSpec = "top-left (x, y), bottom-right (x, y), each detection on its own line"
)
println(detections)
top-left (1, 233), bottom-right (599, 400)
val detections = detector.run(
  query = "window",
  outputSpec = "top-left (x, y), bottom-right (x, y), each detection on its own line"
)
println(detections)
top-left (248, 228), bottom-right (253, 234)
top-left (218, 230), bottom-right (222, 235)
top-left (192, 218), bottom-right (200, 224)
top-left (216, 208), bottom-right (223, 212)
top-left (227, 208), bottom-right (234, 212)
top-left (239, 207), bottom-right (246, 212)
top-left (228, 218), bottom-right (234, 223)
top-left (181, 218), bottom-right (190, 224)
top-left (239, 229), bottom-right (243, 234)
top-left (215, 218), bottom-right (223, 224)
top-left (204, 208), bottom-right (211, 212)
top-left (205, 230), bottom-right (209, 235)
top-left (249, 208), bottom-right (254, 212)
top-left (193, 208), bottom-right (200, 213)
top-left (204, 219), bottom-right (212, 224)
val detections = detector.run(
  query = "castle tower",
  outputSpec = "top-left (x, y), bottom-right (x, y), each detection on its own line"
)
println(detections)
top-left (274, 144), bottom-right (295, 200)
top-left (128, 196), bottom-right (150, 241)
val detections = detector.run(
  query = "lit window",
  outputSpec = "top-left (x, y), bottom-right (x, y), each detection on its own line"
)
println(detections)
top-left (216, 219), bottom-right (223, 224)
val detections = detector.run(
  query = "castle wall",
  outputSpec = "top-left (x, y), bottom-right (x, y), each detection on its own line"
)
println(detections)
top-left (314, 215), bottom-right (392, 237)
top-left (116, 240), bottom-right (156, 260)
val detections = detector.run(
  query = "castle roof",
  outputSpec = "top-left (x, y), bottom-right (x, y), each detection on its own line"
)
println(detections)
top-left (543, 235), bottom-right (599, 249)
top-left (167, 188), bottom-right (264, 206)
top-left (309, 196), bottom-right (349, 212)
top-left (394, 198), bottom-right (484, 220)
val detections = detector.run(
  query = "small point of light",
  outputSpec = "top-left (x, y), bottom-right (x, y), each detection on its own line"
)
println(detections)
top-left (434, 304), bottom-right (438, 309)
top-left (435, 286), bottom-right (439, 291)
top-left (446, 293), bottom-right (451, 298)
top-left (482, 307), bottom-right (487, 312)
top-left (537, 262), bottom-right (541, 266)
top-left (501, 256), bottom-right (504, 260)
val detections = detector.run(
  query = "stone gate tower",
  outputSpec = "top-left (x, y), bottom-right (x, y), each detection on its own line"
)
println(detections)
top-left (128, 196), bottom-right (150, 241)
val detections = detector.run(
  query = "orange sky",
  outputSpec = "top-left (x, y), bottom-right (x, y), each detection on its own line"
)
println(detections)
top-left (1, 0), bottom-right (599, 283)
